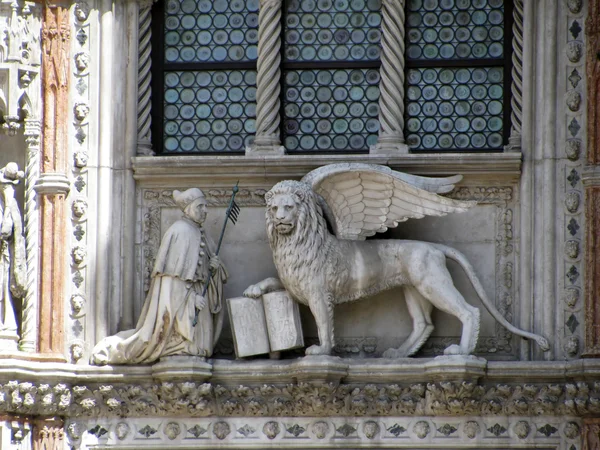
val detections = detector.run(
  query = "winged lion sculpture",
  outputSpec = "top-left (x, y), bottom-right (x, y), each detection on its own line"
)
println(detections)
top-left (244, 163), bottom-right (550, 357)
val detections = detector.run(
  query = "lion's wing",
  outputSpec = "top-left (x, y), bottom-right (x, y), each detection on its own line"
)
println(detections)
top-left (302, 164), bottom-right (475, 241)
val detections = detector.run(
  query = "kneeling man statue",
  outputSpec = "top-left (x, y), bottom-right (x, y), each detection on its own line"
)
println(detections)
top-left (91, 188), bottom-right (227, 365)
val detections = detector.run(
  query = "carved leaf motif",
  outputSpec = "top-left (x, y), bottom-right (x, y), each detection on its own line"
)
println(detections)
top-left (437, 424), bottom-right (457, 436)
top-left (87, 425), bottom-right (107, 437)
top-left (387, 424), bottom-right (407, 437)
top-left (537, 424), bottom-right (558, 437)
top-left (335, 424), bottom-right (356, 437)
top-left (237, 425), bottom-right (255, 437)
top-left (137, 425), bottom-right (157, 438)
top-left (487, 424), bottom-right (507, 436)
top-left (286, 424), bottom-right (306, 437)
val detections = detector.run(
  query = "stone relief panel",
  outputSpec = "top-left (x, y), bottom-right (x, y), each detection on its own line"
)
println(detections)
top-left (137, 181), bottom-right (520, 360)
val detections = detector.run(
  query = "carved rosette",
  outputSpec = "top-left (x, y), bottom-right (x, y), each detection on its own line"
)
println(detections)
top-left (248, 0), bottom-right (284, 154)
top-left (372, 0), bottom-right (408, 153)
top-left (507, 0), bottom-right (524, 150)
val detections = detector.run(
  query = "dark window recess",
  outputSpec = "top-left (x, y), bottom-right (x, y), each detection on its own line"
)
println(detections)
top-left (281, 0), bottom-right (382, 153)
top-left (152, 0), bottom-right (258, 154)
top-left (404, 0), bottom-right (513, 152)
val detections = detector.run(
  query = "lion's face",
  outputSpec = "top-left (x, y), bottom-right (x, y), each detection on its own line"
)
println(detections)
top-left (266, 193), bottom-right (301, 234)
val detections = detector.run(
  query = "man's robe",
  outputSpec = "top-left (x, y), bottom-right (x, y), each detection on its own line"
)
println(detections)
top-left (91, 218), bottom-right (227, 365)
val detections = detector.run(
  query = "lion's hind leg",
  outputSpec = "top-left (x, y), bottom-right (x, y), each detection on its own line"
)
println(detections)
top-left (383, 286), bottom-right (433, 358)
top-left (416, 271), bottom-right (480, 356)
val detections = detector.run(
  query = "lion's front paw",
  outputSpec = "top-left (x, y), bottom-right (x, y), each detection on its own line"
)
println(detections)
top-left (305, 344), bottom-right (332, 356)
top-left (243, 284), bottom-right (263, 298)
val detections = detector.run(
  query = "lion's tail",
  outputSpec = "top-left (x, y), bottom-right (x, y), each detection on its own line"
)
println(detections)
top-left (432, 244), bottom-right (550, 352)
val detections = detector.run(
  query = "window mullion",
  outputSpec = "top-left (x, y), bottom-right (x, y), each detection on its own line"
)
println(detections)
top-left (371, 0), bottom-right (409, 154)
top-left (247, 0), bottom-right (286, 155)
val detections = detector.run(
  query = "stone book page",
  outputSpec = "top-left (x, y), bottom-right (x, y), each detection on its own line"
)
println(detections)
top-left (262, 290), bottom-right (304, 352)
top-left (227, 296), bottom-right (271, 358)
top-left (227, 291), bottom-right (304, 357)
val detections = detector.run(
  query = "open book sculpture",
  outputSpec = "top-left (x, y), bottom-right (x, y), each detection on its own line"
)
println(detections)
top-left (244, 163), bottom-right (550, 357)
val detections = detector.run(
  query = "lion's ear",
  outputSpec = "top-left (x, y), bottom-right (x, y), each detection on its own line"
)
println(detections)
top-left (265, 191), bottom-right (273, 204)
top-left (294, 189), bottom-right (305, 203)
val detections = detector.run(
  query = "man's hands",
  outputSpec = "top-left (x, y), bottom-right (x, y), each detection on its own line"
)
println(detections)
top-left (209, 256), bottom-right (220, 273)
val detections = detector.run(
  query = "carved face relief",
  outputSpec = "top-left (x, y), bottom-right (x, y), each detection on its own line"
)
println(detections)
top-left (70, 343), bottom-right (84, 362)
top-left (67, 422), bottom-right (82, 441)
top-left (74, 103), bottom-right (90, 121)
top-left (72, 198), bottom-right (88, 218)
top-left (74, 151), bottom-right (88, 168)
top-left (363, 421), bottom-right (380, 439)
top-left (70, 294), bottom-right (86, 316)
top-left (267, 193), bottom-right (300, 234)
top-left (115, 422), bottom-right (130, 440)
top-left (213, 422), bottom-right (230, 440)
top-left (311, 421), bottom-right (329, 439)
top-left (413, 421), bottom-right (430, 439)
top-left (74, 2), bottom-right (89, 21)
top-left (564, 288), bottom-right (580, 308)
top-left (514, 421), bottom-right (530, 439)
top-left (565, 336), bottom-right (579, 356)
top-left (72, 246), bottom-right (87, 265)
top-left (164, 422), bottom-right (181, 440)
top-left (564, 422), bottom-right (580, 439)
top-left (262, 421), bottom-right (280, 440)
top-left (74, 52), bottom-right (89, 71)
top-left (463, 421), bottom-right (479, 439)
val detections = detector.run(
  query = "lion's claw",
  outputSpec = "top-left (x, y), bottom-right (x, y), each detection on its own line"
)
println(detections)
top-left (243, 284), bottom-right (263, 298)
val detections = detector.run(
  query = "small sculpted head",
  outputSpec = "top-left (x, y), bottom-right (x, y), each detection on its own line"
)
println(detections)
top-left (174, 188), bottom-right (207, 225)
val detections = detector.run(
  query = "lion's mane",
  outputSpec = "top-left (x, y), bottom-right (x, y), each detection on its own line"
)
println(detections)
top-left (266, 180), bottom-right (333, 293)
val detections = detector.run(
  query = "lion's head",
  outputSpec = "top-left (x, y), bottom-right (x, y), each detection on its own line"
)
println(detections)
top-left (265, 180), bottom-right (328, 253)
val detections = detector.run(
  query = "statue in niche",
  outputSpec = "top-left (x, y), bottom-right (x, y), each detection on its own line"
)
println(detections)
top-left (244, 163), bottom-right (550, 357)
top-left (91, 188), bottom-right (227, 365)
top-left (0, 162), bottom-right (26, 349)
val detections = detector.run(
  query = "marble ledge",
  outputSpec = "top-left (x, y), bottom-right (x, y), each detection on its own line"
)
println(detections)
top-left (0, 355), bottom-right (599, 387)
top-left (132, 153), bottom-right (523, 187)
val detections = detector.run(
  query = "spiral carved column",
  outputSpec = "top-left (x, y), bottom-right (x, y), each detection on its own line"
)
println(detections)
top-left (137, 4), bottom-right (154, 156)
top-left (507, 0), bottom-right (524, 151)
top-left (247, 0), bottom-right (284, 155)
top-left (19, 119), bottom-right (41, 352)
top-left (372, 0), bottom-right (409, 154)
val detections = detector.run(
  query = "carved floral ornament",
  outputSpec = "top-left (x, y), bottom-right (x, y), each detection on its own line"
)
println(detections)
top-left (0, 379), bottom-right (599, 418)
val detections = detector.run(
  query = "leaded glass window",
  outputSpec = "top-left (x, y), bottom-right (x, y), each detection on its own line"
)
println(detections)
top-left (405, 0), bottom-right (511, 151)
top-left (154, 0), bottom-right (259, 153)
top-left (282, 0), bottom-right (382, 152)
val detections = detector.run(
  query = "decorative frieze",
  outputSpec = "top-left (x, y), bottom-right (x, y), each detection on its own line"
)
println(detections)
top-left (0, 376), bottom-right (598, 419)
top-left (68, 415), bottom-right (581, 449)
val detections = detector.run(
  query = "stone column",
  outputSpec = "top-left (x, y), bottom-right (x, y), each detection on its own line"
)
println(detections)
top-left (506, 0), bottom-right (524, 152)
top-left (246, 0), bottom-right (284, 155)
top-left (583, 420), bottom-right (600, 450)
top-left (584, 0), bottom-right (600, 356)
top-left (35, 4), bottom-right (71, 359)
top-left (33, 418), bottom-right (63, 450)
top-left (19, 119), bottom-right (41, 352)
top-left (370, 0), bottom-right (409, 154)
top-left (137, 0), bottom-right (154, 156)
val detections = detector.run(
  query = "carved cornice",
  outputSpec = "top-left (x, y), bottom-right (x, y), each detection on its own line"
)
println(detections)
top-left (132, 154), bottom-right (523, 186)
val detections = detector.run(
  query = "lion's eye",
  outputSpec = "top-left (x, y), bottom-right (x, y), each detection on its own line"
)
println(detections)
top-left (285, 205), bottom-right (293, 210)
